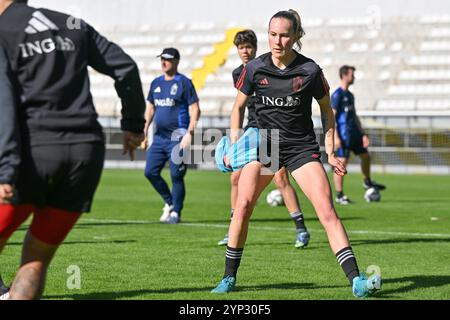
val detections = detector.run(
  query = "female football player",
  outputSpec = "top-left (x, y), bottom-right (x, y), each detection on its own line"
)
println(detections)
top-left (211, 9), bottom-right (381, 298)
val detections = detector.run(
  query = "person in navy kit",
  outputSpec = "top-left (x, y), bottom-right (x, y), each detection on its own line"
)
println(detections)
top-left (144, 48), bottom-right (201, 224)
top-left (331, 65), bottom-right (385, 205)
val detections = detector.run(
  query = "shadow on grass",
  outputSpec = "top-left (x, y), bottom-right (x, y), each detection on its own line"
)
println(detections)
top-left (192, 216), bottom-right (363, 224)
top-left (75, 222), bottom-right (158, 228)
top-left (377, 199), bottom-right (447, 204)
top-left (376, 275), bottom-right (450, 298)
top-left (254, 217), bottom-right (363, 223)
top-left (233, 236), bottom-right (450, 250)
top-left (45, 282), bottom-right (316, 300)
top-left (246, 241), bottom-right (329, 250)
top-left (6, 240), bottom-right (137, 246)
top-left (350, 238), bottom-right (450, 246)
top-left (11, 221), bottom-right (159, 233)
top-left (49, 276), bottom-right (450, 300)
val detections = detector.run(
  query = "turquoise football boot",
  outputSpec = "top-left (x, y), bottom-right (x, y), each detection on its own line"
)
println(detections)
top-left (352, 272), bottom-right (382, 298)
top-left (211, 276), bottom-right (236, 293)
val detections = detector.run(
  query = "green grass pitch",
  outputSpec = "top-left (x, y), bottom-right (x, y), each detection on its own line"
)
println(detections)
top-left (1, 169), bottom-right (450, 300)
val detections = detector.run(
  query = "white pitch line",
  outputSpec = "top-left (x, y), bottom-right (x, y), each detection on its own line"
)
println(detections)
top-left (82, 218), bottom-right (450, 238)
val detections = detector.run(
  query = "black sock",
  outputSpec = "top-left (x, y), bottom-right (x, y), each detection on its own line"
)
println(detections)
top-left (224, 246), bottom-right (243, 278)
top-left (336, 247), bottom-right (360, 285)
top-left (337, 191), bottom-right (344, 198)
top-left (290, 211), bottom-right (306, 230)
top-left (364, 178), bottom-right (372, 186)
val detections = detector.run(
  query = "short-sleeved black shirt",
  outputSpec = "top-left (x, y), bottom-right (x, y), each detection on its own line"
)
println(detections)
top-left (232, 64), bottom-right (257, 129)
top-left (236, 51), bottom-right (329, 147)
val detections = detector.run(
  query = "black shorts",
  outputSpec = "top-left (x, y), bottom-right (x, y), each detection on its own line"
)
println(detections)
top-left (15, 142), bottom-right (105, 213)
top-left (260, 141), bottom-right (321, 174)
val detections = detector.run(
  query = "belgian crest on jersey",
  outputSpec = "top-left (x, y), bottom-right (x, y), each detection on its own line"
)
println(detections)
top-left (170, 83), bottom-right (178, 96)
top-left (293, 76), bottom-right (303, 92)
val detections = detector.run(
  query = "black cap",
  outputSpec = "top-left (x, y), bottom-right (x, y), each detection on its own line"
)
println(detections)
top-left (157, 48), bottom-right (180, 60)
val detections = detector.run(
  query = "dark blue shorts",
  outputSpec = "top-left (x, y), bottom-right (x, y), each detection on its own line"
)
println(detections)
top-left (336, 137), bottom-right (368, 158)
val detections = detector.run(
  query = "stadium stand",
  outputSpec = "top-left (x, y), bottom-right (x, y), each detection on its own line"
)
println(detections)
top-left (86, 16), bottom-right (450, 172)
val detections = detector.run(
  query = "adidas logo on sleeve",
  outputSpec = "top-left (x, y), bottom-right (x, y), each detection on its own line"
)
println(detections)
top-left (25, 11), bottom-right (59, 34)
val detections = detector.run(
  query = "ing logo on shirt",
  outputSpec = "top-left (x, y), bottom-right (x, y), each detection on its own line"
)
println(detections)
top-left (18, 36), bottom-right (75, 58)
top-left (154, 98), bottom-right (175, 107)
top-left (261, 95), bottom-right (301, 107)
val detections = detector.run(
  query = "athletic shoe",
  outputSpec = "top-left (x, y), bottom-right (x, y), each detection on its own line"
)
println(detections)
top-left (160, 203), bottom-right (173, 222)
top-left (217, 233), bottom-right (229, 246)
top-left (0, 284), bottom-right (9, 301)
top-left (211, 276), bottom-right (236, 293)
top-left (295, 229), bottom-right (310, 248)
top-left (0, 291), bottom-right (9, 300)
top-left (167, 211), bottom-right (180, 224)
top-left (363, 180), bottom-right (386, 191)
top-left (352, 272), bottom-right (382, 298)
top-left (335, 195), bottom-right (351, 205)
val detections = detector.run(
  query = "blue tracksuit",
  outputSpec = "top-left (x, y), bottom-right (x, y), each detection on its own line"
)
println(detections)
top-left (144, 73), bottom-right (199, 215)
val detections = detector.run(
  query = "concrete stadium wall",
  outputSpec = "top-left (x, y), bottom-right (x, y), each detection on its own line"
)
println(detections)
top-left (30, 0), bottom-right (450, 30)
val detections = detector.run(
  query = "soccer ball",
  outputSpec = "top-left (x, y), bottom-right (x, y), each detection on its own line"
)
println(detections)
top-left (364, 187), bottom-right (381, 202)
top-left (266, 189), bottom-right (284, 207)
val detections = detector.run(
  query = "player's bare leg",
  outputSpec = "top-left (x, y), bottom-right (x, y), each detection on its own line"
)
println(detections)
top-left (359, 152), bottom-right (385, 191)
top-left (333, 157), bottom-right (350, 204)
top-left (292, 161), bottom-right (381, 297)
top-left (212, 161), bottom-right (274, 293)
top-left (230, 170), bottom-right (241, 210)
top-left (292, 162), bottom-right (350, 252)
top-left (0, 239), bottom-right (8, 299)
top-left (217, 170), bottom-right (242, 246)
top-left (359, 152), bottom-right (371, 180)
top-left (273, 167), bottom-right (310, 248)
top-left (273, 167), bottom-right (300, 213)
top-left (0, 204), bottom-right (35, 299)
top-left (7, 207), bottom-right (80, 300)
top-left (333, 156), bottom-right (348, 196)
top-left (9, 231), bottom-right (58, 300)
top-left (0, 238), bottom-right (7, 298)
top-left (228, 162), bottom-right (274, 248)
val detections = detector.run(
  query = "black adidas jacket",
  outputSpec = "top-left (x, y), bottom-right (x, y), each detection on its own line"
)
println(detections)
top-left (0, 45), bottom-right (21, 184)
top-left (0, 2), bottom-right (146, 184)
